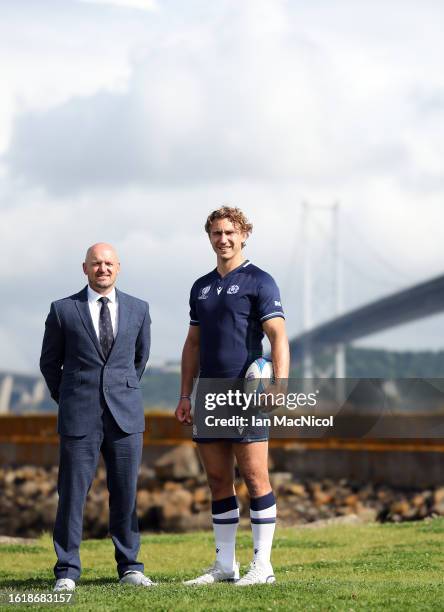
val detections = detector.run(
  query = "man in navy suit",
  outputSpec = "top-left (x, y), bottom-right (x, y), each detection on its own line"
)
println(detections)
top-left (40, 243), bottom-right (154, 591)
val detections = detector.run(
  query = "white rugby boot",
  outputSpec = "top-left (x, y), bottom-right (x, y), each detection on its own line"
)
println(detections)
top-left (119, 570), bottom-right (157, 586)
top-left (235, 560), bottom-right (276, 586)
top-left (53, 578), bottom-right (76, 592)
top-left (183, 561), bottom-right (240, 585)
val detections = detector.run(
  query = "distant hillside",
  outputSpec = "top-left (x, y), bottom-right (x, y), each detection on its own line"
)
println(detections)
top-left (290, 346), bottom-right (444, 378)
top-left (141, 370), bottom-right (181, 410)
top-left (142, 347), bottom-right (444, 410)
top-left (345, 347), bottom-right (444, 378)
top-left (3, 347), bottom-right (443, 414)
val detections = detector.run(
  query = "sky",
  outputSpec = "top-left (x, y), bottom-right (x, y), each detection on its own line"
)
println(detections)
top-left (1, 0), bottom-right (444, 372)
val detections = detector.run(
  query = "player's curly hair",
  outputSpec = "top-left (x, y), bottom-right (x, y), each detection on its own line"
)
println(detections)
top-left (205, 206), bottom-right (253, 242)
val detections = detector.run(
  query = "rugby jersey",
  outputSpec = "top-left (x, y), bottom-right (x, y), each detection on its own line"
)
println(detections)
top-left (189, 260), bottom-right (284, 377)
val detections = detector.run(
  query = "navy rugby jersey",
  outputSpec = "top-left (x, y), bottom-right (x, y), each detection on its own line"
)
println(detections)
top-left (189, 260), bottom-right (285, 377)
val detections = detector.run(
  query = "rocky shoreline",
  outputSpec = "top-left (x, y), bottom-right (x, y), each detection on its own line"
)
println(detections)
top-left (1, 446), bottom-right (444, 538)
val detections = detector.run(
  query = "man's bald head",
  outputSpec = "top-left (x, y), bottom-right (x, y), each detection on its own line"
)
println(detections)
top-left (83, 243), bottom-right (120, 295)
top-left (85, 242), bottom-right (119, 264)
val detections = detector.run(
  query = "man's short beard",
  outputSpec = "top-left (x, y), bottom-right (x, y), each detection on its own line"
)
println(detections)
top-left (92, 278), bottom-right (113, 289)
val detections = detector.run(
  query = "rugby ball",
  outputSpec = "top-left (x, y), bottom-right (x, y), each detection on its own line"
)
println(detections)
top-left (244, 358), bottom-right (274, 394)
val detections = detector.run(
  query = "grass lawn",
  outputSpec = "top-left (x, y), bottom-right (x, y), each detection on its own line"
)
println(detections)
top-left (0, 519), bottom-right (443, 611)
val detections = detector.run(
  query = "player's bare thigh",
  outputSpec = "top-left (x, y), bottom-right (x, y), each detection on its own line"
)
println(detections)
top-left (197, 441), bottom-right (236, 500)
top-left (233, 441), bottom-right (271, 498)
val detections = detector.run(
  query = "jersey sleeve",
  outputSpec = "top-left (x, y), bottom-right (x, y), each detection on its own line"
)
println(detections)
top-left (189, 284), bottom-right (200, 326)
top-left (257, 274), bottom-right (285, 322)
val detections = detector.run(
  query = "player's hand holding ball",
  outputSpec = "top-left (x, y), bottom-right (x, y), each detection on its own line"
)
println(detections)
top-left (245, 358), bottom-right (286, 414)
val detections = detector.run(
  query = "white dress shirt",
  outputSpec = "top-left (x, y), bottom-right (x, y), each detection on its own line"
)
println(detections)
top-left (87, 286), bottom-right (118, 340)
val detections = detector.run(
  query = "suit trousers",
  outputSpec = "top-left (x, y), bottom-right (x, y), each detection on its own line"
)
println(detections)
top-left (53, 404), bottom-right (143, 580)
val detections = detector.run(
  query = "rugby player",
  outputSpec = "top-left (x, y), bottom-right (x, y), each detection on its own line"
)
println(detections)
top-left (175, 206), bottom-right (290, 586)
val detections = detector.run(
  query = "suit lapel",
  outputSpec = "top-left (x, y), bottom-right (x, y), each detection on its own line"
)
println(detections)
top-left (75, 287), bottom-right (105, 360)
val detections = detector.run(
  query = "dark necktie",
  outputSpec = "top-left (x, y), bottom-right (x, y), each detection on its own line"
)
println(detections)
top-left (98, 297), bottom-right (114, 359)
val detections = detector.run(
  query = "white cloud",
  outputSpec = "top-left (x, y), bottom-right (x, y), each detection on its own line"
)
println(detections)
top-left (5, 0), bottom-right (444, 198)
top-left (80, 0), bottom-right (157, 10)
top-left (1, 0), bottom-right (444, 371)
top-left (0, 0), bottom-right (155, 154)
top-left (1, 175), bottom-right (443, 371)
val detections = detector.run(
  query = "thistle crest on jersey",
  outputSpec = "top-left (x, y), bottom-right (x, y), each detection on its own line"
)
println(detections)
top-left (227, 284), bottom-right (239, 295)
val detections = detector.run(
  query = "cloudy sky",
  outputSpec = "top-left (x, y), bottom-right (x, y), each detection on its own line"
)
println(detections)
top-left (1, 0), bottom-right (444, 373)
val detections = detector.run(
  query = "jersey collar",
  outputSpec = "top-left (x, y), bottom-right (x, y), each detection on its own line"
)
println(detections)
top-left (215, 259), bottom-right (251, 280)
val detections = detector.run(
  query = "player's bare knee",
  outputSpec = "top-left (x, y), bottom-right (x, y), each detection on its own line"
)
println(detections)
top-left (243, 473), bottom-right (270, 498)
top-left (207, 472), bottom-right (234, 498)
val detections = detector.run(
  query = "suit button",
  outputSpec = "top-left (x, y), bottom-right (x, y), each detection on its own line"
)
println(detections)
top-left (104, 387), bottom-right (109, 392)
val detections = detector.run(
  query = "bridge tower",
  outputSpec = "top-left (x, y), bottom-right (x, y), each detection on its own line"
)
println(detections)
top-left (302, 202), bottom-right (345, 379)
top-left (0, 374), bottom-right (13, 414)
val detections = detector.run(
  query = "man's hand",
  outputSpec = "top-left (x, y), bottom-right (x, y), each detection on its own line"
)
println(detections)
top-left (175, 398), bottom-right (193, 424)
top-left (258, 380), bottom-right (288, 414)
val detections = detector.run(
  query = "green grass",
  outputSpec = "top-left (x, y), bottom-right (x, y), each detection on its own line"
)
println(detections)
top-left (1, 520), bottom-right (443, 611)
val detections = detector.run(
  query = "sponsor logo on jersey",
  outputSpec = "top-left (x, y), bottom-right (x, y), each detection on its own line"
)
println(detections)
top-left (198, 285), bottom-right (211, 300)
top-left (217, 286), bottom-right (223, 295)
top-left (227, 284), bottom-right (239, 295)
top-left (274, 300), bottom-right (281, 306)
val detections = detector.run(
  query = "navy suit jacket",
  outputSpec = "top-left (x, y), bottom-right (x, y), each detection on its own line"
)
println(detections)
top-left (40, 286), bottom-right (150, 436)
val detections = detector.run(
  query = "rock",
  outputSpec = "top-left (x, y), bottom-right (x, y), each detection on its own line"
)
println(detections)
top-left (389, 500), bottom-right (411, 518)
top-left (19, 509), bottom-right (38, 529)
top-left (137, 465), bottom-right (157, 490)
top-left (284, 483), bottom-right (307, 497)
top-left (309, 481), bottom-right (322, 493)
top-left (4, 471), bottom-right (16, 486)
top-left (157, 489), bottom-right (194, 531)
top-left (300, 514), bottom-right (363, 528)
top-left (193, 486), bottom-right (209, 504)
top-left (137, 490), bottom-right (153, 514)
top-left (2, 465), bottom-right (444, 537)
top-left (411, 494), bottom-right (426, 508)
top-left (164, 481), bottom-right (183, 491)
top-left (38, 494), bottom-right (58, 526)
top-left (162, 511), bottom-right (212, 532)
top-left (154, 446), bottom-right (201, 481)
top-left (355, 506), bottom-right (378, 523)
top-left (376, 488), bottom-right (392, 502)
top-left (433, 487), bottom-right (444, 505)
top-left (345, 494), bottom-right (359, 508)
top-left (192, 486), bottom-right (210, 512)
top-left (161, 489), bottom-right (193, 520)
top-left (357, 484), bottom-right (375, 500)
top-left (18, 480), bottom-right (40, 498)
top-left (313, 490), bottom-right (333, 506)
top-left (269, 472), bottom-right (293, 489)
top-left (432, 499), bottom-right (444, 516)
top-left (417, 504), bottom-right (429, 518)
